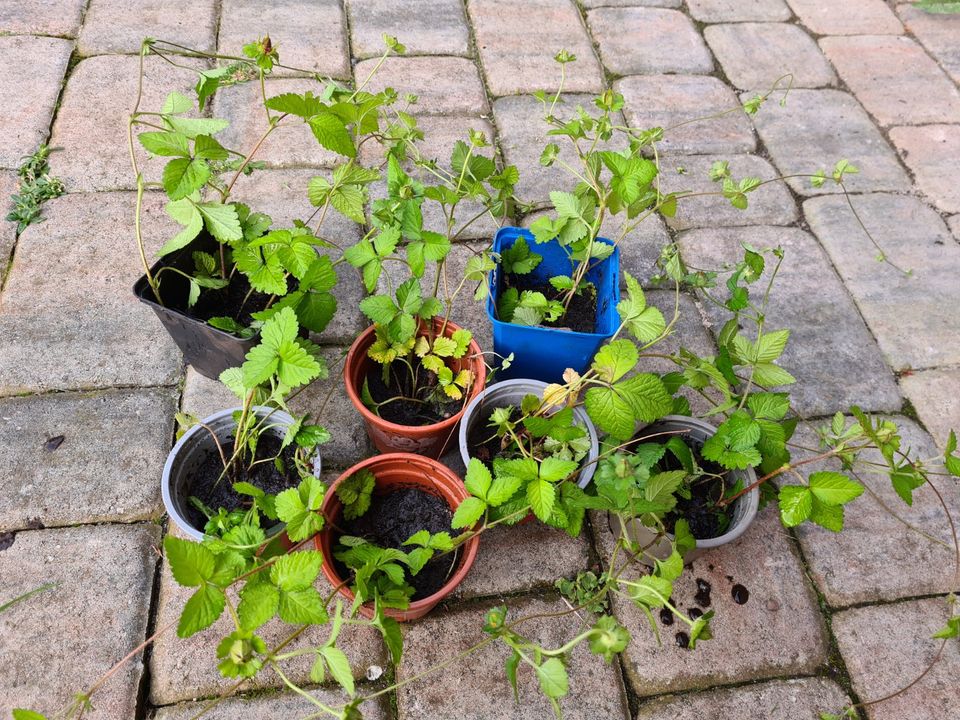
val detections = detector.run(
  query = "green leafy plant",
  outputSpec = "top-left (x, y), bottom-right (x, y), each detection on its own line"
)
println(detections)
top-left (5, 144), bottom-right (64, 234)
top-left (178, 307), bottom-right (330, 536)
top-left (129, 37), bottom-right (401, 340)
top-left (348, 114), bottom-right (517, 423)
top-left (19, 43), bottom-right (960, 720)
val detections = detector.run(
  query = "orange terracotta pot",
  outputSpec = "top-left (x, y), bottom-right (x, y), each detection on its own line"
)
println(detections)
top-left (343, 319), bottom-right (487, 458)
top-left (315, 453), bottom-right (479, 622)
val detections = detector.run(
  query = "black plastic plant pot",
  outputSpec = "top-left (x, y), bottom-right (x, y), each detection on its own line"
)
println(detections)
top-left (132, 237), bottom-right (259, 381)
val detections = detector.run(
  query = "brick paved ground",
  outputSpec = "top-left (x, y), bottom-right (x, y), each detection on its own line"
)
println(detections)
top-left (1, 1), bottom-right (959, 718)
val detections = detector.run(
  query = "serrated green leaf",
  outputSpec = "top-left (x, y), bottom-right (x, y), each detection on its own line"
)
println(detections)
top-left (756, 330), bottom-right (790, 363)
top-left (809, 496), bottom-right (845, 532)
top-left (158, 199), bottom-right (203, 257)
top-left (616, 373), bottom-right (673, 423)
top-left (778, 485), bottom-right (813, 527)
top-left (162, 91), bottom-right (194, 115)
top-left (178, 583), bottom-right (226, 637)
top-left (808, 472), bottom-right (863, 506)
top-left (279, 587), bottom-right (329, 624)
top-left (162, 157), bottom-right (209, 200)
top-left (238, 581), bottom-right (279, 631)
top-left (585, 385), bottom-right (635, 440)
top-left (465, 458), bottom-right (492, 500)
top-left (165, 115), bottom-right (230, 139)
top-left (139, 131), bottom-right (190, 157)
top-left (276, 340), bottom-right (322, 387)
top-left (321, 646), bottom-right (355, 695)
top-left (550, 190), bottom-right (582, 220)
top-left (628, 575), bottom-right (672, 608)
top-left (752, 363), bottom-right (796, 387)
top-left (527, 478), bottom-right (556, 522)
top-left (748, 392), bottom-right (790, 421)
top-left (165, 535), bottom-right (214, 587)
top-left (197, 202), bottom-right (242, 243)
top-left (451, 496), bottom-right (486, 529)
top-left (536, 657), bottom-right (569, 699)
top-left (309, 113), bottom-right (355, 158)
top-left (592, 339), bottom-right (638, 383)
top-left (539, 456), bottom-right (579, 483)
top-left (265, 92), bottom-right (325, 118)
top-left (270, 551), bottom-right (324, 592)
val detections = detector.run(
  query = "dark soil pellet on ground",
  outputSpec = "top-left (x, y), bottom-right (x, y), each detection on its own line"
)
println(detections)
top-left (694, 578), bottom-right (712, 608)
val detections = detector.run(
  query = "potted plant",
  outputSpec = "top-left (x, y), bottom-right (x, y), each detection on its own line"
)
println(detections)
top-left (315, 453), bottom-right (481, 621)
top-left (161, 307), bottom-right (330, 540)
top-left (129, 37), bottom-right (400, 378)
top-left (604, 416), bottom-right (759, 564)
top-left (342, 124), bottom-right (518, 457)
top-left (458, 378), bottom-right (600, 490)
top-left (488, 227), bottom-right (621, 383)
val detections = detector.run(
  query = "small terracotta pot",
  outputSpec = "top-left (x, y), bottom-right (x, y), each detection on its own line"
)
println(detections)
top-left (343, 319), bottom-right (487, 458)
top-left (315, 453), bottom-right (479, 622)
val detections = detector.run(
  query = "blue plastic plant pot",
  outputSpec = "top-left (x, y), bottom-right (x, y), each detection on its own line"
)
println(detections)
top-left (486, 226), bottom-right (620, 384)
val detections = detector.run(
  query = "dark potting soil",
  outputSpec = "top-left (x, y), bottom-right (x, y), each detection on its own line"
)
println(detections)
top-left (504, 273), bottom-right (597, 334)
top-left (335, 487), bottom-right (456, 602)
top-left (637, 435), bottom-right (731, 541)
top-left (170, 271), bottom-right (275, 330)
top-left (365, 358), bottom-right (452, 426)
top-left (184, 434), bottom-right (299, 531)
top-left (465, 405), bottom-right (520, 469)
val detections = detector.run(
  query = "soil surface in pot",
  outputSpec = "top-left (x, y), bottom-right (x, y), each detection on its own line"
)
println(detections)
top-left (467, 405), bottom-right (587, 481)
top-left (365, 358), bottom-right (463, 426)
top-left (505, 273), bottom-right (597, 333)
top-left (628, 434), bottom-right (733, 540)
top-left (185, 434), bottom-right (298, 530)
top-left (158, 269), bottom-right (277, 331)
top-left (466, 405), bottom-right (520, 469)
top-left (664, 448), bottom-right (730, 540)
top-left (334, 487), bottom-right (456, 601)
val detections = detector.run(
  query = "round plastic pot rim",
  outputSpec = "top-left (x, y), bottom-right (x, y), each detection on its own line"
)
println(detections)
top-left (342, 321), bottom-right (487, 434)
top-left (161, 405), bottom-right (302, 541)
top-left (621, 415), bottom-right (759, 551)
top-left (315, 453), bottom-right (480, 620)
top-left (457, 378), bottom-right (600, 489)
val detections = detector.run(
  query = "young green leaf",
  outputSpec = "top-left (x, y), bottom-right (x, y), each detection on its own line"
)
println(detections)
top-left (535, 657), bottom-right (569, 699)
top-left (320, 646), bottom-right (355, 695)
top-left (451, 496), bottom-right (486, 529)
top-left (591, 339), bottom-right (639, 383)
top-left (778, 485), bottom-right (813, 527)
top-left (237, 581), bottom-right (280, 631)
top-left (164, 535), bottom-right (215, 587)
top-left (527, 478), bottom-right (556, 521)
top-left (808, 472), bottom-right (863, 506)
top-left (270, 551), bottom-right (324, 591)
top-left (178, 583), bottom-right (226, 638)
top-left (276, 475), bottom-right (326, 542)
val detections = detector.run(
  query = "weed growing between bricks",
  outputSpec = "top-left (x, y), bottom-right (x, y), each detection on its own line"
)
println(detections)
top-left (7, 33), bottom-right (960, 720)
